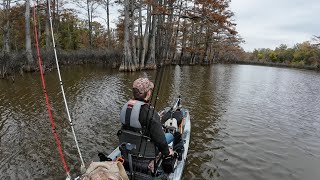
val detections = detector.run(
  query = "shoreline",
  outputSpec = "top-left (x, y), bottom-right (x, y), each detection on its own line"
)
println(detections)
top-left (232, 60), bottom-right (320, 71)
top-left (1, 54), bottom-right (320, 80)
top-left (0, 49), bottom-right (122, 79)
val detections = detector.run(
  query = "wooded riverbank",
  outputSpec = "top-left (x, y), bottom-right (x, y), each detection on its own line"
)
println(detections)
top-left (0, 49), bottom-right (122, 78)
top-left (1, 1), bottom-right (319, 79)
top-left (1, 49), bottom-right (319, 81)
top-left (0, 1), bottom-right (243, 77)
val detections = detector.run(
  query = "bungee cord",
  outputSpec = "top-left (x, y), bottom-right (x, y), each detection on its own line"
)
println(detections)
top-left (46, 0), bottom-right (86, 171)
top-left (32, 5), bottom-right (71, 179)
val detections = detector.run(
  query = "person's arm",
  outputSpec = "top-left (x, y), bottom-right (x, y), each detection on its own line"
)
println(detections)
top-left (149, 111), bottom-right (170, 156)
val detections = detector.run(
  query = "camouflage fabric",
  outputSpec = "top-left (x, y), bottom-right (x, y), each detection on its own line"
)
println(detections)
top-left (81, 161), bottom-right (129, 180)
top-left (132, 78), bottom-right (154, 94)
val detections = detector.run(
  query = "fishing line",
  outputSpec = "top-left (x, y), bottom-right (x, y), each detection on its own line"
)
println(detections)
top-left (32, 4), bottom-right (70, 179)
top-left (46, 0), bottom-right (85, 170)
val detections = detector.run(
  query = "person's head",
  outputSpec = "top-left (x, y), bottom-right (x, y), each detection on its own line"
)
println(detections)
top-left (132, 77), bottom-right (154, 101)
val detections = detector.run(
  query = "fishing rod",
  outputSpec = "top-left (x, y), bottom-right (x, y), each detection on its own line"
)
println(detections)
top-left (32, 4), bottom-right (70, 179)
top-left (132, 63), bottom-right (166, 178)
top-left (46, 0), bottom-right (85, 171)
top-left (145, 64), bottom-right (165, 135)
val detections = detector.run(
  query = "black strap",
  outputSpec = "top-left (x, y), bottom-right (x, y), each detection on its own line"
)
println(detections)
top-left (125, 104), bottom-right (134, 126)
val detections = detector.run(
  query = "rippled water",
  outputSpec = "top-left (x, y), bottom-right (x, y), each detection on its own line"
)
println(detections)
top-left (1, 64), bottom-right (320, 180)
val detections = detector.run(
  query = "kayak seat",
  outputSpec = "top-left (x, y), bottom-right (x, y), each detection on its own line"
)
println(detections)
top-left (117, 129), bottom-right (157, 175)
top-left (161, 110), bottom-right (183, 125)
top-left (172, 110), bottom-right (183, 125)
top-left (164, 118), bottom-right (179, 134)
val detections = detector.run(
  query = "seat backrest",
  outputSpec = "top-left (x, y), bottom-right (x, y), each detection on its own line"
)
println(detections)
top-left (117, 130), bottom-right (156, 159)
top-left (164, 118), bottom-right (178, 129)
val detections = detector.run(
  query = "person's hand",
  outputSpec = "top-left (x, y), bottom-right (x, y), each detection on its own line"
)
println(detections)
top-left (169, 148), bottom-right (174, 156)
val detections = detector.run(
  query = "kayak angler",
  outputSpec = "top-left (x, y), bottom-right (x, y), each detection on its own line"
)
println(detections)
top-left (105, 84), bottom-right (191, 179)
top-left (120, 78), bottom-right (175, 158)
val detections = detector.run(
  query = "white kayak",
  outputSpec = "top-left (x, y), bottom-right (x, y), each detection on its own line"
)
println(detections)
top-left (108, 107), bottom-right (191, 180)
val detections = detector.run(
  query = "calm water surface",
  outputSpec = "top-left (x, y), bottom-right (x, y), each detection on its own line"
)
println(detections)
top-left (0, 65), bottom-right (320, 180)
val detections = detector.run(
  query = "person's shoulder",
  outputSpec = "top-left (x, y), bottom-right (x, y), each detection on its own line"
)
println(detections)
top-left (141, 104), bottom-right (154, 109)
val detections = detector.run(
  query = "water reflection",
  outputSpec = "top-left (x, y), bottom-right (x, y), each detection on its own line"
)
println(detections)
top-left (182, 65), bottom-right (235, 179)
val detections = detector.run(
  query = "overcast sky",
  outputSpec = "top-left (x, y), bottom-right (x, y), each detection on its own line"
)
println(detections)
top-left (229, 0), bottom-right (320, 51)
top-left (83, 0), bottom-right (320, 52)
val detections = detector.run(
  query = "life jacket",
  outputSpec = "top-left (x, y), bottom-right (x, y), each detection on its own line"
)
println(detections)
top-left (119, 100), bottom-right (156, 174)
top-left (120, 99), bottom-right (146, 130)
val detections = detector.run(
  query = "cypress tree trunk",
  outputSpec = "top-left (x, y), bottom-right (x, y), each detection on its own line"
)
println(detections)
top-left (25, 0), bottom-right (34, 66)
top-left (119, 0), bottom-right (135, 71)
top-left (202, 27), bottom-right (209, 65)
top-left (170, 0), bottom-right (183, 64)
top-left (137, 5), bottom-right (142, 67)
top-left (163, 0), bottom-right (174, 64)
top-left (190, 17), bottom-right (195, 65)
top-left (45, 2), bottom-right (50, 50)
top-left (179, 19), bottom-right (187, 65)
top-left (140, 4), bottom-right (151, 69)
top-left (130, 0), bottom-right (137, 68)
top-left (4, 0), bottom-right (11, 53)
top-left (145, 12), bottom-right (157, 69)
top-left (87, 0), bottom-right (92, 48)
top-left (106, 0), bottom-right (110, 49)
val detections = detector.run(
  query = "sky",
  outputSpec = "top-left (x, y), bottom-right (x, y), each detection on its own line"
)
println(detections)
top-left (69, 0), bottom-right (320, 52)
top-left (229, 0), bottom-right (320, 51)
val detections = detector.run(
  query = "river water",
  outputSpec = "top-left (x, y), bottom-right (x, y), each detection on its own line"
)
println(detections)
top-left (0, 64), bottom-right (320, 180)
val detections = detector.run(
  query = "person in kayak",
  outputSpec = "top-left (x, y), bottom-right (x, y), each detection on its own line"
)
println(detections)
top-left (120, 77), bottom-right (174, 157)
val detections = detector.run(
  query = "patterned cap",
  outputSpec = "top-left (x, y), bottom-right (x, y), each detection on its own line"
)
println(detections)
top-left (133, 78), bottom-right (154, 94)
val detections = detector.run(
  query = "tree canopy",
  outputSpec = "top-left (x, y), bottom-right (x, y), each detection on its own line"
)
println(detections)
top-left (0, 0), bottom-right (243, 72)
top-left (248, 42), bottom-right (320, 67)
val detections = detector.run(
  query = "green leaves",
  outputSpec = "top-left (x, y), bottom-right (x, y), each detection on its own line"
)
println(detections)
top-left (251, 41), bottom-right (320, 66)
